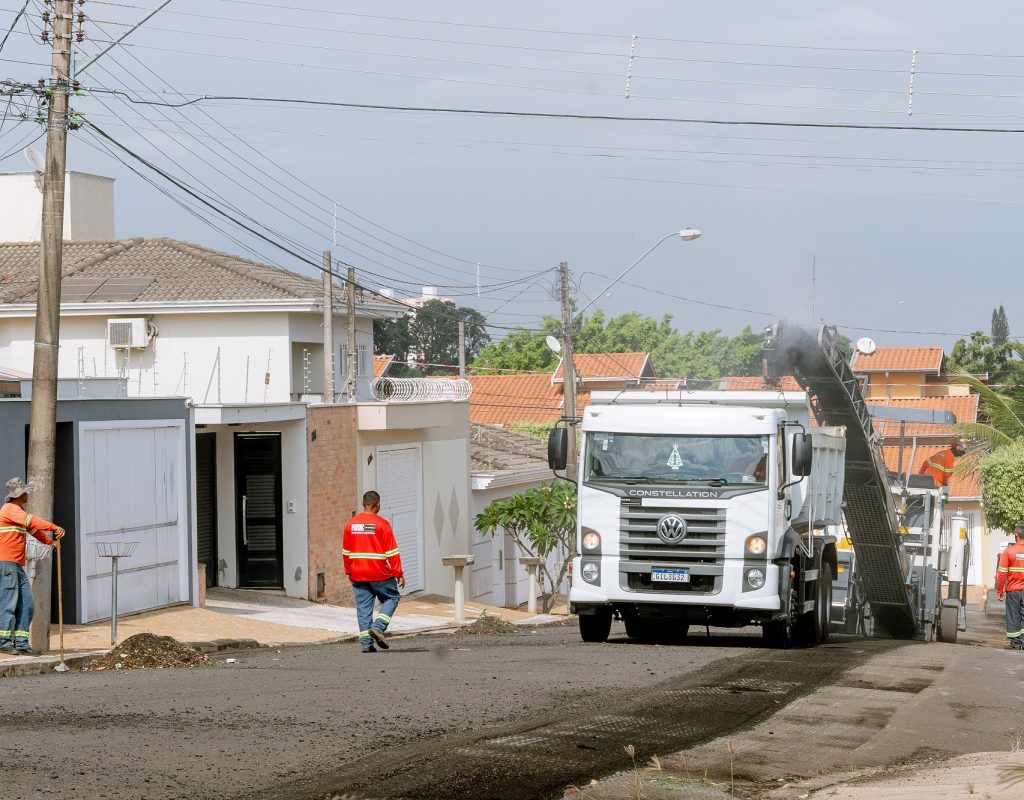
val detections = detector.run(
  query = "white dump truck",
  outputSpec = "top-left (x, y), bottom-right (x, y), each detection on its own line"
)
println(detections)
top-left (548, 390), bottom-right (846, 646)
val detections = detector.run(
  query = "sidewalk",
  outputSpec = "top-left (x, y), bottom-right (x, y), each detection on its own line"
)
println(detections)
top-left (0, 587), bottom-right (562, 676)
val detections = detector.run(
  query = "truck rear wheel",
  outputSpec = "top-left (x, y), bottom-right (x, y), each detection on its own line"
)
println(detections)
top-left (579, 608), bottom-right (612, 643)
top-left (815, 563), bottom-right (833, 643)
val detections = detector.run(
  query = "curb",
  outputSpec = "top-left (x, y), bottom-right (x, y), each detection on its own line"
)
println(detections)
top-left (0, 649), bottom-right (106, 678)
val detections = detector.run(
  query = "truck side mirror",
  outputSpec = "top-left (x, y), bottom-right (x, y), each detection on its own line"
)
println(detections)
top-left (548, 427), bottom-right (568, 471)
top-left (792, 433), bottom-right (813, 477)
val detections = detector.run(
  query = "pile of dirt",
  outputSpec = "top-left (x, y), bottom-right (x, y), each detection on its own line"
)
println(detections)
top-left (460, 612), bottom-right (521, 636)
top-left (87, 633), bottom-right (211, 671)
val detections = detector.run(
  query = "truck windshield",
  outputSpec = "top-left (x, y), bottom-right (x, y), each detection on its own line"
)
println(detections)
top-left (584, 433), bottom-right (769, 485)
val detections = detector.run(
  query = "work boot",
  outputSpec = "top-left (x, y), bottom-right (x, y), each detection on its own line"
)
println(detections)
top-left (369, 628), bottom-right (390, 650)
top-left (361, 645), bottom-right (378, 654)
top-left (15, 647), bottom-right (42, 657)
top-left (0, 643), bottom-right (16, 655)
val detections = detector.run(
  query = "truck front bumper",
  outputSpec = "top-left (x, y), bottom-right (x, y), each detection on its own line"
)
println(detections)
top-left (569, 556), bottom-right (782, 612)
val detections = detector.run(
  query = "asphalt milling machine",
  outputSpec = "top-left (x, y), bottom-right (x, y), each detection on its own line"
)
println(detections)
top-left (763, 322), bottom-right (970, 642)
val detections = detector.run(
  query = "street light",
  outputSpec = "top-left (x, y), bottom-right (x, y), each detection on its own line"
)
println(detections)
top-left (575, 228), bottom-right (701, 318)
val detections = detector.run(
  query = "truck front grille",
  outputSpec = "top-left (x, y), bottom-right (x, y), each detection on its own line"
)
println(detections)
top-left (618, 500), bottom-right (726, 565)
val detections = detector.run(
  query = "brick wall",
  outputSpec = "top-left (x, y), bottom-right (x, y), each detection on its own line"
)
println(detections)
top-left (306, 405), bottom-right (359, 605)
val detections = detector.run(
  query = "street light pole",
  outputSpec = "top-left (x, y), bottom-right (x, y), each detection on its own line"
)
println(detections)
top-left (574, 229), bottom-right (701, 320)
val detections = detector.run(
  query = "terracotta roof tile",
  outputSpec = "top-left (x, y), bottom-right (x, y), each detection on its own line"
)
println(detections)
top-left (868, 395), bottom-right (978, 438)
top-left (852, 347), bottom-right (944, 374)
top-left (373, 354), bottom-right (394, 379)
top-left (719, 375), bottom-right (802, 391)
top-left (466, 373), bottom-right (590, 427)
top-left (881, 445), bottom-right (980, 499)
top-left (553, 352), bottom-right (652, 382)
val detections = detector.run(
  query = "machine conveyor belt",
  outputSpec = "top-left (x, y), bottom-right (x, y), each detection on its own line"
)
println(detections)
top-left (765, 324), bottom-right (916, 638)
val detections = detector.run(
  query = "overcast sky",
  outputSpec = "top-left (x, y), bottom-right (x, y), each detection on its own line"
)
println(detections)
top-left (3, 1), bottom-right (1024, 350)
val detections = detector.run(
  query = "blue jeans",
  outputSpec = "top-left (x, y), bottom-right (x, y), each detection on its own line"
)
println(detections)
top-left (0, 561), bottom-right (34, 649)
top-left (353, 578), bottom-right (401, 648)
top-left (1006, 589), bottom-right (1024, 648)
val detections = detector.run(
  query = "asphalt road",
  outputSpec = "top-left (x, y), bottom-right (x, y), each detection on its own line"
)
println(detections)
top-left (0, 621), bottom-right (897, 800)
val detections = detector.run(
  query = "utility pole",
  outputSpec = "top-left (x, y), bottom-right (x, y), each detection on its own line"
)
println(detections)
top-left (322, 250), bottom-right (334, 403)
top-left (457, 320), bottom-right (466, 378)
top-left (558, 261), bottom-right (578, 482)
top-left (26, 0), bottom-right (74, 652)
top-left (346, 265), bottom-right (357, 402)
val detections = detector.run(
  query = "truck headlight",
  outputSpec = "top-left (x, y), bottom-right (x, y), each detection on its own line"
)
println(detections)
top-left (582, 531), bottom-right (601, 551)
top-left (745, 568), bottom-right (766, 589)
top-left (745, 535), bottom-right (767, 556)
top-left (581, 561), bottom-right (600, 584)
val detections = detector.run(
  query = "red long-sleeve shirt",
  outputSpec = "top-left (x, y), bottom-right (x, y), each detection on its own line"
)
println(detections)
top-left (997, 542), bottom-right (1024, 595)
top-left (0, 502), bottom-right (58, 566)
top-left (342, 511), bottom-right (403, 582)
top-left (918, 448), bottom-right (956, 488)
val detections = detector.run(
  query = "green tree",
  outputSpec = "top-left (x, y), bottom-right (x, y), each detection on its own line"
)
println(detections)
top-left (474, 482), bottom-right (575, 612)
top-left (949, 330), bottom-right (1024, 385)
top-left (373, 316), bottom-right (414, 373)
top-left (407, 299), bottom-right (490, 374)
top-left (992, 305), bottom-right (1010, 348)
top-left (977, 442), bottom-right (1024, 532)
top-left (473, 311), bottom-right (768, 382)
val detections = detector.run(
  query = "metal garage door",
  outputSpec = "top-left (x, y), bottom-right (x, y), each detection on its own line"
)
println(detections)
top-left (376, 445), bottom-right (423, 593)
top-left (78, 420), bottom-right (190, 622)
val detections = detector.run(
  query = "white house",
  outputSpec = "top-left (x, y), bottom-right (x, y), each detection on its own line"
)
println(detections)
top-left (0, 235), bottom-right (471, 602)
top-left (469, 424), bottom-right (564, 608)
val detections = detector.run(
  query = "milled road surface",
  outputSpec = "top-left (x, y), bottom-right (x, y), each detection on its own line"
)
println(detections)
top-left (2, 622), bottom-right (898, 800)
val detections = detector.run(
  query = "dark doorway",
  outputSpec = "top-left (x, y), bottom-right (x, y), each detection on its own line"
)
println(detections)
top-left (234, 433), bottom-right (283, 588)
top-left (196, 433), bottom-right (217, 588)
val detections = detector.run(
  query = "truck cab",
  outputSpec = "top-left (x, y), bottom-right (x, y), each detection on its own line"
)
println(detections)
top-left (552, 390), bottom-right (844, 647)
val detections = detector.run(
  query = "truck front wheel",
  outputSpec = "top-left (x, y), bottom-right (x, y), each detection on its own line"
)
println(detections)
top-left (578, 608), bottom-right (612, 642)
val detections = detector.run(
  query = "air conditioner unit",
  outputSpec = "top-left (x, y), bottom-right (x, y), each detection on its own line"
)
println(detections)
top-left (107, 318), bottom-right (149, 349)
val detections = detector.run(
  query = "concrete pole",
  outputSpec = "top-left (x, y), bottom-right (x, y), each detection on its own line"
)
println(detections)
top-left (26, 0), bottom-right (74, 653)
top-left (457, 320), bottom-right (466, 378)
top-left (453, 564), bottom-right (466, 623)
top-left (346, 266), bottom-right (357, 402)
top-left (322, 250), bottom-right (334, 403)
top-left (558, 263), bottom-right (579, 562)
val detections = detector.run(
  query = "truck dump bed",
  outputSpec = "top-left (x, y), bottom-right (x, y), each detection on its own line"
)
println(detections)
top-left (765, 324), bottom-right (916, 638)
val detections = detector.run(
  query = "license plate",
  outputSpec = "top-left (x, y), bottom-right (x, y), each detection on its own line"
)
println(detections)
top-left (651, 568), bottom-right (690, 583)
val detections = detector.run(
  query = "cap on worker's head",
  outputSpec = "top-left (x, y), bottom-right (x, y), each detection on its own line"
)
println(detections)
top-left (951, 438), bottom-right (966, 456)
top-left (4, 476), bottom-right (35, 502)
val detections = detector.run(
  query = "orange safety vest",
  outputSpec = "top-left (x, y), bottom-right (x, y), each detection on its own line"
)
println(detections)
top-left (918, 448), bottom-right (956, 487)
top-left (997, 542), bottom-right (1024, 595)
top-left (0, 502), bottom-right (58, 566)
top-left (342, 512), bottom-right (404, 583)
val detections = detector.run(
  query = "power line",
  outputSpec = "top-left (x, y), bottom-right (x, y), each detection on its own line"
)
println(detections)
top-left (88, 92), bottom-right (1024, 134)
top-left (0, 0), bottom-right (29, 53)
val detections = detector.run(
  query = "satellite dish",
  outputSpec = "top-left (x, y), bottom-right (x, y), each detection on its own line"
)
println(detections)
top-left (545, 335), bottom-right (562, 354)
top-left (856, 337), bottom-right (877, 355)
top-left (24, 146), bottom-right (44, 173)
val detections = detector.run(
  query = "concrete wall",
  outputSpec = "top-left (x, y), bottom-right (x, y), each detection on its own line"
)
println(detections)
top-left (0, 172), bottom-right (115, 242)
top-left (357, 401), bottom-right (472, 597)
top-left (0, 310), bottom-right (369, 406)
top-left (209, 418), bottom-right (308, 599)
top-left (305, 405), bottom-right (359, 605)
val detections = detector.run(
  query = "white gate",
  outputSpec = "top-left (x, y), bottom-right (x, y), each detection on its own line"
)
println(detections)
top-left (376, 445), bottom-right (424, 593)
top-left (78, 420), bottom-right (190, 622)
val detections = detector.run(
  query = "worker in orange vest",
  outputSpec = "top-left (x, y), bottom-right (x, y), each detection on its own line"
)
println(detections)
top-left (343, 490), bottom-right (404, 653)
top-left (996, 524), bottom-right (1024, 650)
top-left (917, 439), bottom-right (965, 488)
top-left (0, 477), bottom-right (65, 656)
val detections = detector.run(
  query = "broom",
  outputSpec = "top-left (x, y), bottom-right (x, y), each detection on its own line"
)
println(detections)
top-left (53, 539), bottom-right (69, 673)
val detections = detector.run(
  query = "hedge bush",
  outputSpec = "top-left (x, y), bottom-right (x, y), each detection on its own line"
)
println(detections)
top-left (978, 441), bottom-right (1024, 532)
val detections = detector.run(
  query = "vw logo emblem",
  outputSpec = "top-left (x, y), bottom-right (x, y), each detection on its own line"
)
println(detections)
top-left (657, 515), bottom-right (688, 544)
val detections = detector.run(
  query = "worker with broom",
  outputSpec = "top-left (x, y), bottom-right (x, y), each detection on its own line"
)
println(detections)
top-left (0, 477), bottom-right (65, 656)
